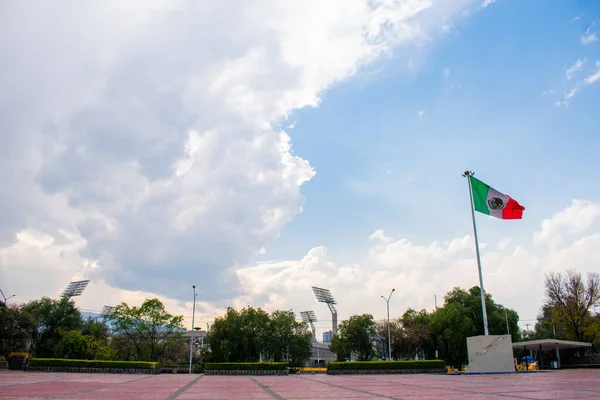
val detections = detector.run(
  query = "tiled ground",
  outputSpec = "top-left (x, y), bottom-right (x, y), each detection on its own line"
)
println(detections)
top-left (1, 370), bottom-right (599, 400)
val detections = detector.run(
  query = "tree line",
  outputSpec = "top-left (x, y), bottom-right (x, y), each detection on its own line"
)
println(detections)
top-left (329, 269), bottom-right (600, 367)
top-left (0, 297), bottom-right (189, 364)
top-left (330, 285), bottom-right (521, 367)
top-left (206, 307), bottom-right (312, 367)
top-left (1, 269), bottom-right (598, 368)
top-left (0, 298), bottom-right (312, 367)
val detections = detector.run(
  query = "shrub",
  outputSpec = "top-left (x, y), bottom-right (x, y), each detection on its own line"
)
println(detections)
top-left (28, 358), bottom-right (159, 369)
top-left (205, 362), bottom-right (286, 371)
top-left (192, 363), bottom-right (205, 374)
top-left (327, 360), bottom-right (445, 371)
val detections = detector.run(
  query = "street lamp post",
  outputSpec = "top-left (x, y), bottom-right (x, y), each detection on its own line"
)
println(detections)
top-left (189, 285), bottom-right (197, 374)
top-left (381, 288), bottom-right (395, 361)
top-left (0, 288), bottom-right (15, 305)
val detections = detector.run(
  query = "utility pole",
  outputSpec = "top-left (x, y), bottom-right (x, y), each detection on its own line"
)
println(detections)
top-left (504, 308), bottom-right (510, 335)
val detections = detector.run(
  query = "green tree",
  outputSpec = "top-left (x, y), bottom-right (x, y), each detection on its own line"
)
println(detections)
top-left (444, 287), bottom-right (520, 340)
top-left (533, 304), bottom-right (565, 340)
top-left (330, 314), bottom-right (376, 361)
top-left (374, 319), bottom-right (402, 360)
top-left (207, 307), bottom-right (311, 366)
top-left (22, 297), bottom-right (82, 357)
top-left (431, 286), bottom-right (521, 367)
top-left (396, 308), bottom-right (433, 360)
top-left (264, 310), bottom-right (311, 367)
top-left (82, 318), bottom-right (111, 343)
top-left (54, 318), bottom-right (114, 360)
top-left (107, 298), bottom-right (185, 362)
top-left (544, 269), bottom-right (600, 342)
top-left (583, 313), bottom-right (600, 351)
top-left (430, 302), bottom-right (475, 369)
top-left (208, 307), bottom-right (269, 362)
top-left (0, 304), bottom-right (37, 358)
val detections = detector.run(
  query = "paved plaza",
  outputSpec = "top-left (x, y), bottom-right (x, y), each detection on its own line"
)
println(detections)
top-left (1, 370), bottom-right (599, 400)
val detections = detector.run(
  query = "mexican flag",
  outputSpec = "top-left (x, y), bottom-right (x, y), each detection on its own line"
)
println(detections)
top-left (470, 176), bottom-right (525, 220)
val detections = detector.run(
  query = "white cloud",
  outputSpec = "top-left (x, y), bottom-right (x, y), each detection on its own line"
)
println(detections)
top-left (370, 229), bottom-right (394, 244)
top-left (440, 25), bottom-right (452, 34)
top-left (558, 59), bottom-right (600, 106)
top-left (565, 88), bottom-right (579, 99)
top-left (481, 0), bottom-right (497, 8)
top-left (581, 23), bottom-right (598, 45)
top-left (581, 33), bottom-right (598, 44)
top-left (534, 200), bottom-right (600, 247)
top-left (581, 60), bottom-right (600, 85)
top-left (566, 59), bottom-right (585, 80)
top-left (443, 67), bottom-right (450, 79)
top-left (0, 1), bottom-right (478, 304)
top-left (418, 110), bottom-right (425, 117)
top-left (557, 87), bottom-right (580, 107)
top-left (584, 70), bottom-right (600, 85)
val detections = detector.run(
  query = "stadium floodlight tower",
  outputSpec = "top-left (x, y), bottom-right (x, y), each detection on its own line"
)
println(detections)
top-left (101, 305), bottom-right (116, 319)
top-left (61, 280), bottom-right (90, 299)
top-left (300, 311), bottom-right (318, 341)
top-left (312, 286), bottom-right (337, 336)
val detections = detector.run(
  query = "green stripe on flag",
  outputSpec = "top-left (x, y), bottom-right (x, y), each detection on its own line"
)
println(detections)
top-left (470, 176), bottom-right (490, 215)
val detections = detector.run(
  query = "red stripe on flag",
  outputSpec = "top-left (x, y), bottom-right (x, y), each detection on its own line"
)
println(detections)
top-left (502, 197), bottom-right (525, 219)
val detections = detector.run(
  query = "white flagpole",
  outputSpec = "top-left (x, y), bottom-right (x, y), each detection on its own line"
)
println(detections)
top-left (189, 285), bottom-right (197, 373)
top-left (463, 170), bottom-right (489, 336)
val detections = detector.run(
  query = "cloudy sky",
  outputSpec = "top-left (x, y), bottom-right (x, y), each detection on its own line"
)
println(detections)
top-left (1, 0), bottom-right (599, 338)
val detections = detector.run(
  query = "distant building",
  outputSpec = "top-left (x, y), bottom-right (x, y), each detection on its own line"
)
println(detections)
top-left (183, 330), bottom-right (208, 351)
top-left (323, 330), bottom-right (333, 344)
top-left (308, 341), bottom-right (336, 367)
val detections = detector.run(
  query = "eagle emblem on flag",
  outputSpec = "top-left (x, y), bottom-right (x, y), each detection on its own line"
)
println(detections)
top-left (487, 197), bottom-right (506, 211)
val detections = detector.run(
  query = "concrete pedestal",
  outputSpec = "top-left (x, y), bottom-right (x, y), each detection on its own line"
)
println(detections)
top-left (466, 334), bottom-right (514, 373)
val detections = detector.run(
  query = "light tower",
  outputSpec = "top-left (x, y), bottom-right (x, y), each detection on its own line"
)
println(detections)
top-left (312, 286), bottom-right (337, 336)
top-left (101, 305), bottom-right (116, 319)
top-left (300, 311), bottom-right (318, 341)
top-left (61, 280), bottom-right (90, 299)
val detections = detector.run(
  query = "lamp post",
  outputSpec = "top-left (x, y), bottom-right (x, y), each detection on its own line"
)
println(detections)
top-left (189, 285), bottom-right (197, 374)
top-left (0, 288), bottom-right (15, 306)
top-left (381, 288), bottom-right (395, 361)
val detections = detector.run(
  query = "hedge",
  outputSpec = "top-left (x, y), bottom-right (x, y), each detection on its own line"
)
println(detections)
top-left (327, 360), bottom-right (445, 371)
top-left (205, 362), bottom-right (287, 371)
top-left (28, 358), bottom-right (159, 369)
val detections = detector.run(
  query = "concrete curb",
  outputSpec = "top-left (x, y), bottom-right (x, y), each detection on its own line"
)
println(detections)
top-left (205, 369), bottom-right (288, 375)
top-left (25, 366), bottom-right (160, 374)
top-left (326, 368), bottom-right (447, 375)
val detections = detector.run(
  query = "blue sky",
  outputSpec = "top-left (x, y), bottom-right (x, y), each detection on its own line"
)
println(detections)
top-left (265, 0), bottom-right (600, 264)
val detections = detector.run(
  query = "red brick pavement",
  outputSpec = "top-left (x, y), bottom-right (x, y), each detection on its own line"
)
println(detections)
top-left (1, 370), bottom-right (599, 399)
